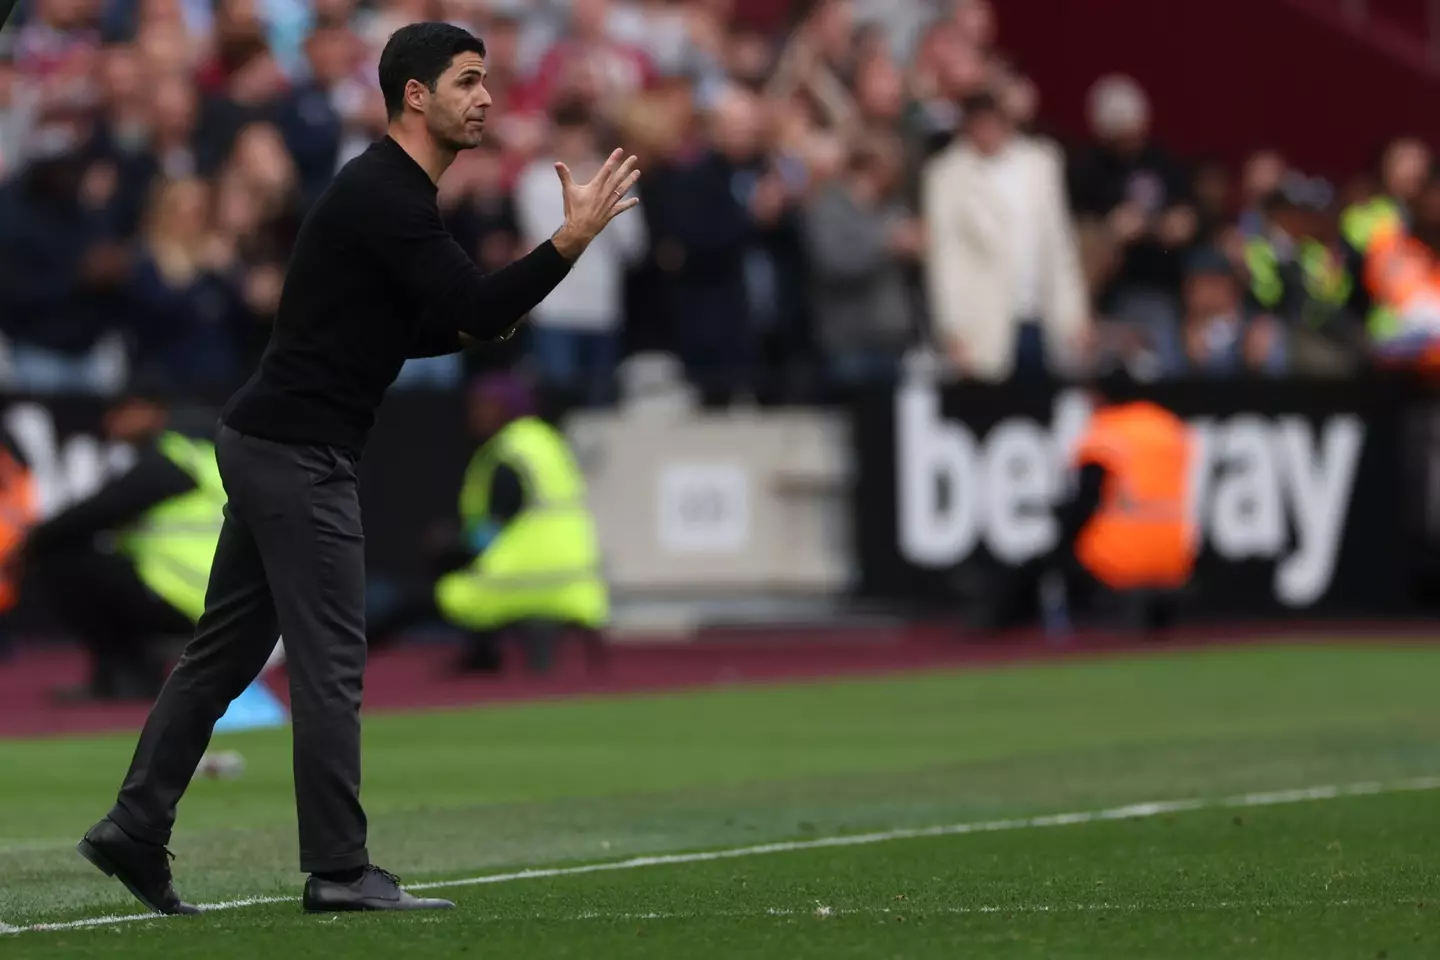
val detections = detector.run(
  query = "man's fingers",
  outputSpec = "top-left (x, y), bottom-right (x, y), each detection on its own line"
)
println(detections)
top-left (600, 154), bottom-right (638, 195)
top-left (607, 196), bottom-right (641, 220)
top-left (554, 161), bottom-right (574, 188)
top-left (610, 169), bottom-right (641, 200)
top-left (591, 148), bottom-right (623, 188)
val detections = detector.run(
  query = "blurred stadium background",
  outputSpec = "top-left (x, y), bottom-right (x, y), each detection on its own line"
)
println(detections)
top-left (3, 0), bottom-right (1440, 955)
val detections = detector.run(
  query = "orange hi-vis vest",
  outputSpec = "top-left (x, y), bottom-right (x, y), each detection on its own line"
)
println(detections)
top-left (0, 448), bottom-right (38, 614)
top-left (1072, 400), bottom-right (1197, 591)
top-left (1364, 223), bottom-right (1440, 370)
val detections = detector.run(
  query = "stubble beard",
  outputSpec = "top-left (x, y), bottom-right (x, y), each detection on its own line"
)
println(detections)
top-left (430, 114), bottom-right (483, 154)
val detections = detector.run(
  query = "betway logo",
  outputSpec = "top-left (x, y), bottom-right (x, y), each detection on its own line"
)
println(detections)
top-left (896, 385), bottom-right (1365, 608)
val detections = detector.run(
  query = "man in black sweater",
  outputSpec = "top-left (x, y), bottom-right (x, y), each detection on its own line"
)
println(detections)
top-left (77, 21), bottom-right (640, 916)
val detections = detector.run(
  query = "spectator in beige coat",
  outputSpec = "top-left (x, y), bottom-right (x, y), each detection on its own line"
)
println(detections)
top-left (922, 92), bottom-right (1088, 381)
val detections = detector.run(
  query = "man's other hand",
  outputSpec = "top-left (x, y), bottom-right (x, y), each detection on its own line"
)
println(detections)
top-left (551, 148), bottom-right (641, 261)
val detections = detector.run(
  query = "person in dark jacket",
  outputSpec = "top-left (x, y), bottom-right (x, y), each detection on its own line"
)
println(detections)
top-left (277, 22), bottom-right (353, 211)
top-left (802, 140), bottom-right (920, 389)
top-left (0, 149), bottom-right (128, 390)
top-left (646, 88), bottom-right (772, 405)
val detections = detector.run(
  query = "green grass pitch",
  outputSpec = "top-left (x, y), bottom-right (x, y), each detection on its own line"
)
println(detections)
top-left (2, 642), bottom-right (1438, 958)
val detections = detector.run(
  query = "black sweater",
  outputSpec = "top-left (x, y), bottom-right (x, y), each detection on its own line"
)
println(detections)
top-left (223, 136), bottom-right (573, 453)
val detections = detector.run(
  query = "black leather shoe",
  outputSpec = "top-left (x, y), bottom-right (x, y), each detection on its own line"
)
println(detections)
top-left (76, 818), bottom-right (200, 915)
top-left (303, 865), bottom-right (455, 912)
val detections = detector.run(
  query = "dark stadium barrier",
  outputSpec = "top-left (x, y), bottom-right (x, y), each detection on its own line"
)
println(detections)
top-left (9, 377), bottom-right (1440, 633)
top-left (850, 377), bottom-right (1438, 619)
top-left (0, 391), bottom-right (472, 614)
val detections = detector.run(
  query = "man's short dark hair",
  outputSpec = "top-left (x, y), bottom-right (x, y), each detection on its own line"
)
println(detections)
top-left (1184, 246), bottom-right (1238, 282)
top-left (1088, 355), bottom-right (1141, 404)
top-left (961, 91), bottom-right (1004, 123)
top-left (550, 98), bottom-right (592, 131)
top-left (378, 22), bottom-right (486, 121)
top-left (1260, 188), bottom-right (1302, 216)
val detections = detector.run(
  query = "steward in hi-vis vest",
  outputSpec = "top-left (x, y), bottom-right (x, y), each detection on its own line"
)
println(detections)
top-left (1244, 185), bottom-right (1360, 375)
top-left (1362, 176), bottom-right (1440, 371)
top-left (368, 373), bottom-right (608, 674)
top-left (435, 415), bottom-right (608, 637)
top-left (1340, 137), bottom-right (1433, 353)
top-left (983, 361), bottom-right (1195, 636)
top-left (23, 393), bottom-right (223, 702)
top-left (1070, 394), bottom-right (1196, 594)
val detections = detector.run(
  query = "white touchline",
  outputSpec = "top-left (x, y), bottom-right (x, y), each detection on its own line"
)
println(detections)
top-left (5, 774), bottom-right (1438, 936)
top-left (544, 898), bottom-right (1391, 922)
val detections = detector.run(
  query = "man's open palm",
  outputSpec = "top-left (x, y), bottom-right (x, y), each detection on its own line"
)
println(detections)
top-left (552, 148), bottom-right (641, 259)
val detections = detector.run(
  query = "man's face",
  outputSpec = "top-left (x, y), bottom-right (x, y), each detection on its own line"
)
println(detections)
top-left (38, 0), bottom-right (86, 30)
top-left (1243, 150), bottom-right (1284, 201)
top-left (1184, 273), bottom-right (1237, 318)
top-left (312, 0), bottom-right (355, 24)
top-left (967, 110), bottom-right (1009, 157)
top-left (100, 46), bottom-right (143, 109)
top-left (710, 92), bottom-right (761, 162)
top-left (855, 57), bottom-right (902, 122)
top-left (306, 27), bottom-right (355, 87)
top-left (937, 39), bottom-right (984, 98)
top-left (727, 31), bottom-right (771, 85)
top-left (150, 75), bottom-right (197, 138)
top-left (811, 0), bottom-right (853, 62)
top-left (572, 0), bottom-right (610, 42)
top-left (417, 52), bottom-right (491, 152)
top-left (1386, 140), bottom-right (1432, 203)
top-left (486, 20), bottom-right (520, 73)
top-left (137, 24), bottom-right (192, 76)
top-left (953, 0), bottom-right (995, 47)
top-left (1194, 165), bottom-right (1230, 215)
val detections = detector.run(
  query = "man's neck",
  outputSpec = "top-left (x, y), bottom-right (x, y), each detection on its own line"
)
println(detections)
top-left (386, 123), bottom-right (456, 184)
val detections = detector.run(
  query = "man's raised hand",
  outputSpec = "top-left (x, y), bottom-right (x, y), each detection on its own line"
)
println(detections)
top-left (550, 148), bottom-right (641, 261)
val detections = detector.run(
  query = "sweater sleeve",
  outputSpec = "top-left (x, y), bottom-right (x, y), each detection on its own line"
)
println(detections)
top-left (361, 181), bottom-right (573, 342)
top-left (407, 306), bottom-right (465, 358)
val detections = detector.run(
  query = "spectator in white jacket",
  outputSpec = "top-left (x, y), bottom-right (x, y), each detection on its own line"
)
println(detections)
top-left (922, 92), bottom-right (1088, 381)
top-left (514, 101), bottom-right (648, 406)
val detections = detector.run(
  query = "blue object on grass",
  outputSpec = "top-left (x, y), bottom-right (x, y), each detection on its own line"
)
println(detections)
top-left (213, 679), bottom-right (287, 733)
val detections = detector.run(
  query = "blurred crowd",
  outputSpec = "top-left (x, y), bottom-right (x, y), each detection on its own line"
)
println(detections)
top-left (1, 0), bottom-right (1438, 406)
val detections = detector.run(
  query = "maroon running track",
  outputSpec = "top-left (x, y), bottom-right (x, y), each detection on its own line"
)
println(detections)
top-left (1, 622), bottom-right (1436, 739)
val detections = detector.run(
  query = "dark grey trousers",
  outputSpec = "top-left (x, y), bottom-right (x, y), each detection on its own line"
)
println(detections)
top-left (108, 425), bottom-right (369, 874)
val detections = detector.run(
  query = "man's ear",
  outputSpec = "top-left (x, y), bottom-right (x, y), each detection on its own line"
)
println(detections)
top-left (404, 78), bottom-right (428, 113)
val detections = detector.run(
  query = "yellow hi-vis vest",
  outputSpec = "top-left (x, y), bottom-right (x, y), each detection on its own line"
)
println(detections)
top-left (117, 431), bottom-right (224, 623)
top-left (1244, 235), bottom-right (1352, 327)
top-left (1341, 195), bottom-right (1406, 340)
top-left (435, 416), bottom-right (608, 631)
